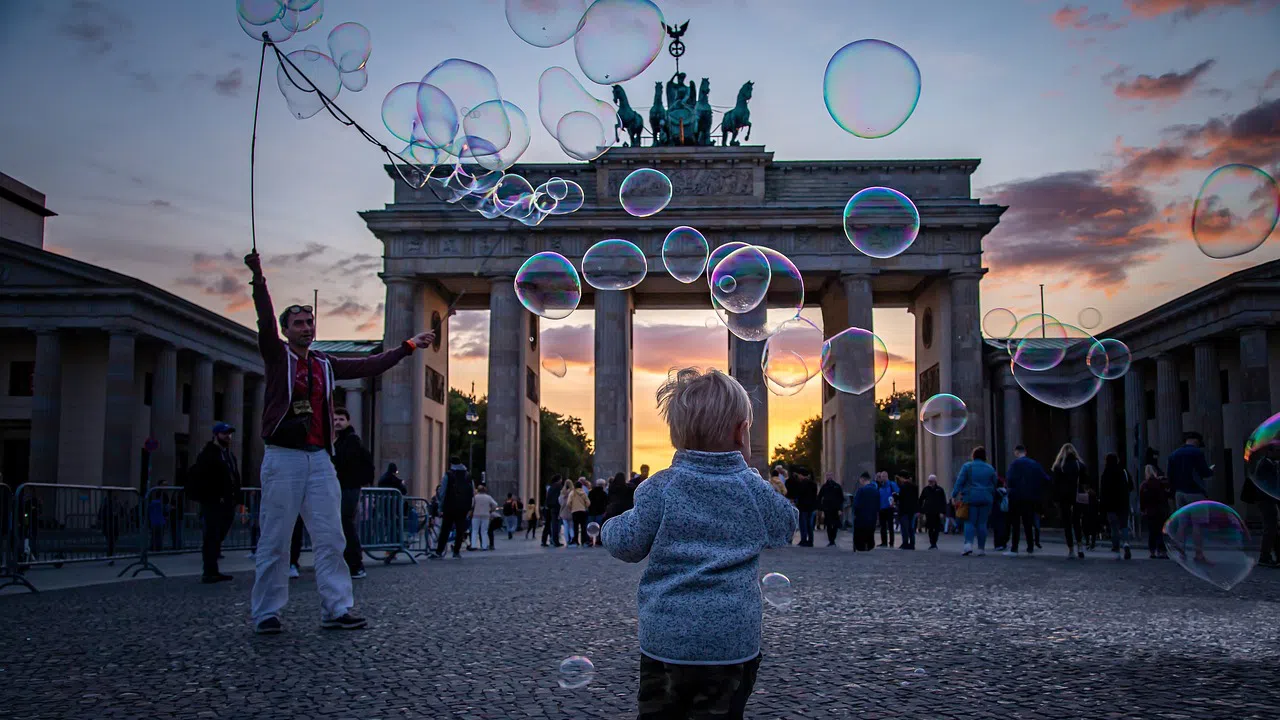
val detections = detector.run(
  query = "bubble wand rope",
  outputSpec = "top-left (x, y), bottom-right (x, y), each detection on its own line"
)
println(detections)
top-left (250, 37), bottom-right (267, 253)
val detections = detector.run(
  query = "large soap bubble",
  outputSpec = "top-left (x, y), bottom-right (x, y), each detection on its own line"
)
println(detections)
top-left (280, 0), bottom-right (324, 33)
top-left (714, 247), bottom-right (803, 342)
top-left (1010, 328), bottom-right (1103, 410)
top-left (761, 316), bottom-right (824, 390)
top-left (276, 49), bottom-right (340, 120)
top-left (340, 67), bottom-right (368, 92)
top-left (422, 59), bottom-right (509, 159)
top-left (1012, 320), bottom-right (1079, 371)
top-left (238, 0), bottom-right (284, 25)
top-left (1192, 164), bottom-right (1279, 259)
top-left (1086, 338), bottom-right (1131, 381)
top-left (582, 239), bottom-right (647, 290)
top-left (619, 168), bottom-right (672, 217)
top-left (920, 393), bottom-right (968, 437)
top-left (505, 0), bottom-right (588, 48)
top-left (662, 226), bottom-right (709, 283)
top-left (327, 22), bottom-right (371, 72)
top-left (824, 39), bottom-right (921, 139)
top-left (820, 327), bottom-right (889, 396)
top-left (1244, 411), bottom-right (1280, 502)
top-left (515, 252), bottom-right (582, 320)
top-left (843, 186), bottom-right (920, 258)
top-left (573, 0), bottom-right (665, 85)
top-left (475, 101), bottom-right (530, 172)
top-left (710, 246), bottom-right (771, 314)
top-left (1163, 501), bottom-right (1255, 591)
top-left (239, 7), bottom-right (296, 43)
top-left (537, 66), bottom-right (617, 161)
top-left (556, 111), bottom-right (607, 163)
top-left (706, 242), bottom-right (750, 290)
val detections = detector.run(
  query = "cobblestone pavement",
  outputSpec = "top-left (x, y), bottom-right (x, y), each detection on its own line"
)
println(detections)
top-left (2, 535), bottom-right (1278, 719)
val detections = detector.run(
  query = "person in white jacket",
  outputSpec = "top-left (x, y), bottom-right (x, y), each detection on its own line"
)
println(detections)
top-left (470, 485), bottom-right (499, 551)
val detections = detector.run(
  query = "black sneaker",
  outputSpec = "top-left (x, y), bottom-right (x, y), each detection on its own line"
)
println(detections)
top-left (254, 617), bottom-right (283, 635)
top-left (1123, 547), bottom-right (1132, 560)
top-left (351, 569), bottom-right (367, 579)
top-left (321, 613), bottom-right (368, 630)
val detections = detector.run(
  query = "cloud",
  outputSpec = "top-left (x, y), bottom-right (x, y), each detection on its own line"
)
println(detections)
top-left (1112, 96), bottom-right (1280, 182)
top-left (213, 69), bottom-right (244, 97)
top-left (58, 0), bottom-right (130, 55)
top-left (326, 298), bottom-right (372, 319)
top-left (1123, 0), bottom-right (1279, 18)
top-left (1052, 4), bottom-right (1128, 29)
top-left (1111, 60), bottom-right (1215, 100)
top-left (354, 303), bottom-right (385, 334)
top-left (148, 199), bottom-right (173, 209)
top-left (980, 170), bottom-right (1171, 288)
top-left (273, 242), bottom-right (329, 264)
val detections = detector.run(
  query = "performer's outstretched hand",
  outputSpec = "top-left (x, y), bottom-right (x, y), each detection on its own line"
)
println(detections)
top-left (244, 251), bottom-right (263, 277)
top-left (411, 330), bottom-right (437, 347)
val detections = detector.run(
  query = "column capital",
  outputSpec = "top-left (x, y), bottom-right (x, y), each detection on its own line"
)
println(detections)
top-left (379, 273), bottom-right (419, 286)
top-left (948, 269), bottom-right (987, 281)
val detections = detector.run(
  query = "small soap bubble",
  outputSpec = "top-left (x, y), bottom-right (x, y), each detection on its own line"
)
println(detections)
top-left (1086, 338), bottom-right (1131, 381)
top-left (515, 252), bottom-right (582, 320)
top-left (709, 246), bottom-right (770, 314)
top-left (761, 316), bottom-right (824, 390)
top-left (505, 0), bottom-right (588, 48)
top-left (662, 226), bottom-right (709, 283)
top-left (920, 394), bottom-right (968, 437)
top-left (1078, 307), bottom-right (1102, 330)
top-left (573, 0), bottom-right (665, 84)
top-left (619, 168), bottom-right (672, 217)
top-left (582, 239), bottom-right (647, 291)
top-left (1192, 164), bottom-right (1279, 259)
top-left (542, 353), bottom-right (568, 378)
top-left (982, 308), bottom-right (1017, 339)
top-left (843, 187), bottom-right (920, 259)
top-left (586, 521), bottom-right (601, 539)
top-left (557, 655), bottom-right (596, 689)
top-left (760, 572), bottom-right (793, 610)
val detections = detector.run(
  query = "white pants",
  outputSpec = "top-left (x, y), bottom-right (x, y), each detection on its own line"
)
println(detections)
top-left (472, 517), bottom-right (489, 549)
top-left (251, 447), bottom-right (353, 623)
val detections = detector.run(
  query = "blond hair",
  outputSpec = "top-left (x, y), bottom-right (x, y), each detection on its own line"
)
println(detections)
top-left (1052, 443), bottom-right (1079, 472)
top-left (656, 367), bottom-right (752, 451)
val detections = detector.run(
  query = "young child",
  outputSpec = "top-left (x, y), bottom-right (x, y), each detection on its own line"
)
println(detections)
top-left (601, 368), bottom-right (798, 719)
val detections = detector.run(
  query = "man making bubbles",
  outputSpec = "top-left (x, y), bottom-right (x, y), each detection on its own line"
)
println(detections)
top-left (244, 251), bottom-right (438, 635)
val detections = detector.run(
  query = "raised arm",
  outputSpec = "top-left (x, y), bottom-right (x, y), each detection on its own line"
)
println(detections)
top-left (244, 252), bottom-right (283, 363)
top-left (601, 477), bottom-right (664, 563)
top-left (750, 475), bottom-right (799, 548)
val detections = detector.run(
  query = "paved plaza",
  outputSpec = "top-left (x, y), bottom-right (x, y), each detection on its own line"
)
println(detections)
top-left (1, 533), bottom-right (1278, 719)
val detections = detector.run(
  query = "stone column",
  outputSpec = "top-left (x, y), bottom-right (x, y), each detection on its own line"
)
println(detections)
top-left (246, 376), bottom-right (265, 488)
top-left (1239, 327), bottom-right (1272, 460)
top-left (378, 277), bottom-right (419, 478)
top-left (839, 273), bottom-right (877, 483)
top-left (1094, 380), bottom-right (1117, 470)
top-left (1123, 364), bottom-right (1147, 481)
top-left (594, 289), bottom-right (633, 480)
top-left (949, 271), bottom-right (985, 473)
top-left (150, 342), bottom-right (179, 488)
top-left (1069, 406), bottom-right (1090, 463)
top-left (1155, 353), bottom-right (1181, 456)
top-left (486, 278), bottom-right (526, 502)
top-left (998, 362), bottom-right (1022, 469)
top-left (188, 355), bottom-right (214, 467)
top-left (225, 368), bottom-right (246, 479)
top-left (29, 328), bottom-right (63, 484)
top-left (1192, 341), bottom-right (1224, 499)
top-left (727, 302), bottom-right (769, 477)
top-left (102, 329), bottom-right (137, 487)
top-left (345, 386), bottom-right (365, 440)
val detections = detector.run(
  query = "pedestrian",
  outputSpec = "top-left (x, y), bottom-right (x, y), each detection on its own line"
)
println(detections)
top-left (525, 499), bottom-right (539, 539)
top-left (469, 484), bottom-right (498, 551)
top-left (587, 479), bottom-right (608, 546)
top-left (1167, 431), bottom-right (1213, 509)
top-left (600, 367), bottom-right (796, 719)
top-left (792, 470), bottom-right (819, 547)
top-left (433, 457), bottom-right (473, 558)
top-left (1051, 443), bottom-right (1089, 559)
top-left (818, 473), bottom-right (845, 547)
top-left (876, 471), bottom-right (899, 548)
top-left (329, 407), bottom-right (374, 579)
top-left (1005, 445), bottom-right (1048, 557)
top-left (952, 446), bottom-right (997, 556)
top-left (502, 493), bottom-right (519, 540)
top-left (542, 476), bottom-right (563, 547)
top-left (919, 474), bottom-right (947, 549)
top-left (852, 473), bottom-right (879, 551)
top-left (1138, 464), bottom-right (1171, 559)
top-left (566, 479), bottom-right (590, 546)
top-left (896, 471), bottom-right (919, 549)
top-left (559, 478), bottom-right (576, 545)
top-left (603, 471), bottom-right (634, 522)
top-left (187, 421), bottom-right (240, 583)
top-left (1099, 452), bottom-right (1134, 560)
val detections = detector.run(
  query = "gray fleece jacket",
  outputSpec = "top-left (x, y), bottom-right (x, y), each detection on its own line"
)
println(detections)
top-left (601, 449), bottom-right (799, 665)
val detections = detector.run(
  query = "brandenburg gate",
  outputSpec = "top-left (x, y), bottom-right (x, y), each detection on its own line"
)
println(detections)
top-left (361, 145), bottom-right (1006, 502)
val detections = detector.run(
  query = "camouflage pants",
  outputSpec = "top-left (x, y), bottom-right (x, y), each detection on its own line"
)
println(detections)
top-left (637, 653), bottom-right (762, 720)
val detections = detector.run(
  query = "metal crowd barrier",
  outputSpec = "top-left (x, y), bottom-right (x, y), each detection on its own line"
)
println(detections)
top-left (119, 486), bottom-right (264, 578)
top-left (0, 484), bottom-right (35, 592)
top-left (358, 487), bottom-right (416, 565)
top-left (404, 496), bottom-right (435, 558)
top-left (7, 484), bottom-right (144, 584)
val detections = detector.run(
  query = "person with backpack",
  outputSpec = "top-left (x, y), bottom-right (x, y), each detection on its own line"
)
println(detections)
top-left (432, 457), bottom-right (474, 558)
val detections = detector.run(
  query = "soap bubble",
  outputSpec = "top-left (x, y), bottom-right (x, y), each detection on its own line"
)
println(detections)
top-left (706, 242), bottom-right (749, 289)
top-left (422, 59), bottom-right (509, 158)
top-left (1086, 338), bottom-right (1131, 381)
top-left (662, 226), bottom-right (709, 283)
top-left (542, 353), bottom-right (568, 378)
top-left (1163, 501), bottom-right (1255, 591)
top-left (383, 83), bottom-right (430, 143)
top-left (538, 66), bottom-right (617, 160)
top-left (619, 168), bottom-right (672, 217)
top-left (475, 101), bottom-right (530, 171)
top-left (843, 186), bottom-right (920, 258)
top-left (710, 246), bottom-right (771, 314)
top-left (573, 0), bottom-right (665, 85)
top-left (284, 0), bottom-right (318, 9)
top-left (714, 247), bottom-right (803, 342)
top-left (327, 22), bottom-right (371, 72)
top-left (515, 252), bottom-right (582, 320)
top-left (920, 394), bottom-right (968, 437)
top-left (1244, 412), bottom-right (1280, 502)
top-left (1012, 321), bottom-right (1078, 371)
top-left (760, 572), bottom-right (793, 610)
top-left (557, 655), bottom-right (596, 689)
top-left (280, 0), bottom-right (324, 33)
top-left (762, 316), bottom-right (824, 390)
top-left (340, 67), bottom-right (368, 92)
top-left (1192, 164), bottom-right (1279, 259)
top-left (238, 7), bottom-right (296, 43)
top-left (821, 327), bottom-right (889, 396)
top-left (1010, 329), bottom-right (1103, 410)
top-left (547, 180), bottom-right (585, 215)
top-left (276, 49), bottom-right (340, 120)
top-left (505, 0), bottom-right (588, 48)
top-left (582, 239), bottom-right (647, 291)
top-left (556, 111), bottom-right (607, 162)
top-left (1078, 307), bottom-right (1102, 330)
top-left (586, 521), bottom-right (601, 539)
top-left (824, 39), bottom-right (921, 139)
top-left (982, 308), bottom-right (1017, 339)
top-left (238, 0), bottom-right (283, 25)
top-left (764, 374), bottom-right (806, 397)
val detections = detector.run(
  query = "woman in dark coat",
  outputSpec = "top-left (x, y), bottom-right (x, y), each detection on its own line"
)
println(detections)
top-left (602, 471), bottom-right (634, 523)
top-left (1098, 452), bottom-right (1134, 559)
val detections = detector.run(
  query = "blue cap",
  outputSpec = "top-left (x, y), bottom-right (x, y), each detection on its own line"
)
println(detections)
top-left (212, 422), bottom-right (235, 435)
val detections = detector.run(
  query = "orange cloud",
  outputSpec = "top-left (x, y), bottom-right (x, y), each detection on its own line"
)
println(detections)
top-left (1111, 60), bottom-right (1216, 100)
top-left (1112, 97), bottom-right (1280, 183)
top-left (1124, 0), bottom-right (1278, 18)
top-left (1053, 4), bottom-right (1128, 29)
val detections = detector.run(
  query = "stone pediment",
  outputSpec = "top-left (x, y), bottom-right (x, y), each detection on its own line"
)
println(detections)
top-left (0, 237), bottom-right (124, 290)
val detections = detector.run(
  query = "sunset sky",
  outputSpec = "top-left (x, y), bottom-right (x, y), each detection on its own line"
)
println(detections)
top-left (1, 0), bottom-right (1277, 472)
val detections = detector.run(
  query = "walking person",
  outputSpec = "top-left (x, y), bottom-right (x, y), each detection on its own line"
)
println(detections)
top-left (793, 471), bottom-right (819, 547)
top-left (818, 473), bottom-right (845, 547)
top-left (242, 250), bottom-right (437, 635)
top-left (1005, 445), bottom-right (1048, 557)
top-left (876, 471), bottom-right (899, 548)
top-left (469, 484), bottom-right (498, 551)
top-left (952, 446), bottom-right (997, 556)
top-left (188, 422), bottom-right (241, 583)
top-left (559, 478), bottom-right (576, 546)
top-left (566, 479), bottom-right (590, 546)
top-left (587, 480), bottom-right (608, 546)
top-left (1099, 452), bottom-right (1134, 560)
top-left (1051, 443), bottom-right (1089, 559)
top-left (896, 472), bottom-right (919, 549)
top-left (525, 499), bottom-right (539, 539)
top-left (1138, 465), bottom-right (1171, 559)
top-left (852, 473), bottom-right (880, 552)
top-left (920, 475), bottom-right (947, 549)
top-left (502, 493), bottom-right (519, 540)
top-left (331, 407), bottom-right (374, 579)
top-left (541, 476), bottom-right (563, 547)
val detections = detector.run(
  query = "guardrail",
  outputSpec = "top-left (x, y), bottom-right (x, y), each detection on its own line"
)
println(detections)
top-left (359, 487), bottom-right (417, 565)
top-left (8, 483), bottom-right (144, 580)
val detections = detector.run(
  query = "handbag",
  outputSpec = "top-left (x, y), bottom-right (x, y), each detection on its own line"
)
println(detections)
top-left (999, 492), bottom-right (1009, 513)
top-left (955, 501), bottom-right (970, 520)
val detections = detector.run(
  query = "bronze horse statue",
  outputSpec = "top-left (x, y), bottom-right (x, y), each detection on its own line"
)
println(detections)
top-left (721, 81), bottom-right (753, 146)
top-left (694, 77), bottom-right (713, 146)
top-left (650, 82), bottom-right (666, 145)
top-left (612, 85), bottom-right (644, 148)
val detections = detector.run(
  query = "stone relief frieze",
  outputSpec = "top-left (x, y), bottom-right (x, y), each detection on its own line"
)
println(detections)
top-left (604, 168), bottom-right (754, 197)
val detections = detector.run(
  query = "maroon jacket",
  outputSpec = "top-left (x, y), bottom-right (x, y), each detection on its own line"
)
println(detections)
top-left (252, 274), bottom-right (413, 453)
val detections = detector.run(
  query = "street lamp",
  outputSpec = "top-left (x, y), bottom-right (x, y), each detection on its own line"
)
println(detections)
top-left (465, 382), bottom-right (479, 470)
top-left (887, 381), bottom-right (901, 421)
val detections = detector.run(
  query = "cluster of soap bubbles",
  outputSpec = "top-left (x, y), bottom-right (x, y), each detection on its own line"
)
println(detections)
top-left (506, 0), bottom-right (666, 85)
top-left (1191, 164), bottom-right (1279, 259)
top-left (979, 309), bottom-right (1130, 410)
top-left (539, 67), bottom-right (619, 162)
top-left (236, 1), bottom-right (373, 119)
